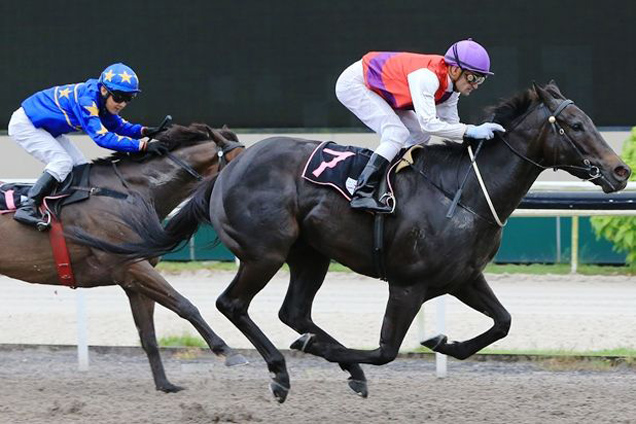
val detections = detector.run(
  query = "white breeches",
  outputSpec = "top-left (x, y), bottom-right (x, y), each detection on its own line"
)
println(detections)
top-left (335, 60), bottom-right (430, 162)
top-left (8, 108), bottom-right (88, 182)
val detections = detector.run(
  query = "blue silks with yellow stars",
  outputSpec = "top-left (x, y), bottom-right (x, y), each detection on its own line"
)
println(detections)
top-left (21, 66), bottom-right (145, 152)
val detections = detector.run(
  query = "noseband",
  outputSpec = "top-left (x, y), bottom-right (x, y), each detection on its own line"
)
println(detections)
top-left (498, 98), bottom-right (602, 182)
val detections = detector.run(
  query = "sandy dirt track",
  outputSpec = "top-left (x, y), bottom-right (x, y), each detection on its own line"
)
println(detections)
top-left (1, 271), bottom-right (636, 423)
top-left (1, 347), bottom-right (636, 424)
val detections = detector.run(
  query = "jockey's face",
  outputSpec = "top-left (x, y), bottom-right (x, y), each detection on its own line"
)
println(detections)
top-left (100, 86), bottom-right (129, 115)
top-left (449, 66), bottom-right (483, 96)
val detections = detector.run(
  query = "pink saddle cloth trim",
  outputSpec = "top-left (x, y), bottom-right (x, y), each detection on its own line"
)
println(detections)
top-left (5, 190), bottom-right (16, 210)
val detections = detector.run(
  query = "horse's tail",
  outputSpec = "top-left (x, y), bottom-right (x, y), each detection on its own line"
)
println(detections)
top-left (67, 176), bottom-right (217, 261)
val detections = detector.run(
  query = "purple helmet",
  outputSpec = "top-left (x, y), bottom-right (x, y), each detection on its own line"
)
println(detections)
top-left (444, 39), bottom-right (493, 75)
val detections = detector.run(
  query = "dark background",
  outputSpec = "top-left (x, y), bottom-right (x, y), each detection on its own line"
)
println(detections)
top-left (1, 0), bottom-right (634, 129)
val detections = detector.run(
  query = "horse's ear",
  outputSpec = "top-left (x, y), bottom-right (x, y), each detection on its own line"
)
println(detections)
top-left (210, 128), bottom-right (229, 148)
top-left (220, 127), bottom-right (239, 142)
top-left (546, 80), bottom-right (564, 98)
top-left (532, 81), bottom-right (551, 103)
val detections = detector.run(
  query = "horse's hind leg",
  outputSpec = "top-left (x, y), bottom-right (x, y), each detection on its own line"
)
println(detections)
top-left (215, 260), bottom-right (290, 403)
top-left (280, 244), bottom-right (368, 398)
top-left (124, 289), bottom-right (182, 393)
top-left (292, 281), bottom-right (426, 365)
top-left (123, 261), bottom-right (247, 366)
top-left (421, 273), bottom-right (512, 359)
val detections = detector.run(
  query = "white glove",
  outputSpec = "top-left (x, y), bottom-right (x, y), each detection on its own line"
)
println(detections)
top-left (465, 123), bottom-right (506, 140)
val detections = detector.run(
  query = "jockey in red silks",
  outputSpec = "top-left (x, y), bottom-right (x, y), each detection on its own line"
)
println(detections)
top-left (335, 39), bottom-right (505, 213)
top-left (7, 63), bottom-right (167, 229)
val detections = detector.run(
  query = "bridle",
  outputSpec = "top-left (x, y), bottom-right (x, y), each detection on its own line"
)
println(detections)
top-left (498, 98), bottom-right (603, 182)
top-left (441, 93), bottom-right (613, 228)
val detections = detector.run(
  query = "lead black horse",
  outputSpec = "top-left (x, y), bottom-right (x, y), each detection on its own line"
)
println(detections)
top-left (70, 83), bottom-right (630, 402)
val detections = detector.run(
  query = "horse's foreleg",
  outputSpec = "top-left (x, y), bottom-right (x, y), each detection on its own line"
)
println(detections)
top-left (281, 246), bottom-right (368, 397)
top-left (123, 261), bottom-right (247, 366)
top-left (299, 283), bottom-right (426, 365)
top-left (216, 260), bottom-right (290, 403)
top-left (124, 288), bottom-right (183, 393)
top-left (421, 273), bottom-right (511, 359)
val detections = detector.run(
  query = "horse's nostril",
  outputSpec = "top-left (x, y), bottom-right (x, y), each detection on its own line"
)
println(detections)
top-left (614, 165), bottom-right (631, 180)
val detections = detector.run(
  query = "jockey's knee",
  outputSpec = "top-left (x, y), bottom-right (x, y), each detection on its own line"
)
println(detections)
top-left (375, 139), bottom-right (404, 162)
top-left (46, 160), bottom-right (72, 182)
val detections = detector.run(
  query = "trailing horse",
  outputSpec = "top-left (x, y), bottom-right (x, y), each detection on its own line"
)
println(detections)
top-left (1, 123), bottom-right (245, 392)
top-left (69, 83), bottom-right (631, 402)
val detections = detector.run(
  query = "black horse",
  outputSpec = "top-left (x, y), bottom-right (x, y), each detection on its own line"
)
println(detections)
top-left (70, 83), bottom-right (630, 402)
top-left (1, 123), bottom-right (245, 392)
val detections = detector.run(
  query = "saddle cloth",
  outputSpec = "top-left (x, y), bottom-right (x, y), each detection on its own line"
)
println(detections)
top-left (301, 141), bottom-right (420, 201)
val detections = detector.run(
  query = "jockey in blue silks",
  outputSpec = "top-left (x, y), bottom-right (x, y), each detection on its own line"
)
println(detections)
top-left (8, 63), bottom-right (166, 228)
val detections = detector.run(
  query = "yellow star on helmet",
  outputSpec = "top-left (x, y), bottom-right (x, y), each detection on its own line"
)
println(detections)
top-left (84, 102), bottom-right (99, 117)
top-left (96, 124), bottom-right (108, 136)
top-left (118, 70), bottom-right (135, 84)
top-left (103, 69), bottom-right (116, 82)
top-left (58, 87), bottom-right (72, 99)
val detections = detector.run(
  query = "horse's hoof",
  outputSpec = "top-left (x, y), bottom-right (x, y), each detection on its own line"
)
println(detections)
top-left (224, 353), bottom-right (249, 367)
top-left (348, 378), bottom-right (368, 398)
top-left (269, 381), bottom-right (290, 403)
top-left (290, 333), bottom-right (315, 352)
top-left (157, 383), bottom-right (185, 393)
top-left (421, 334), bottom-right (448, 351)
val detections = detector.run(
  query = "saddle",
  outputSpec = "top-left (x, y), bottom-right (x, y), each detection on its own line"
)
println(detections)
top-left (0, 163), bottom-right (129, 218)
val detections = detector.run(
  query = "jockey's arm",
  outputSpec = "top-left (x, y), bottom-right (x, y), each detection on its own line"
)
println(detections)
top-left (75, 97), bottom-right (147, 152)
top-left (101, 113), bottom-right (145, 139)
top-left (435, 92), bottom-right (461, 124)
top-left (408, 69), bottom-right (466, 141)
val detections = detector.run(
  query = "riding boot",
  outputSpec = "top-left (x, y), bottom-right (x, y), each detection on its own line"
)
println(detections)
top-left (13, 172), bottom-right (58, 230)
top-left (350, 153), bottom-right (393, 213)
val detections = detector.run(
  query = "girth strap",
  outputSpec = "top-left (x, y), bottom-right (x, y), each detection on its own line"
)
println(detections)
top-left (373, 178), bottom-right (388, 281)
top-left (48, 213), bottom-right (76, 288)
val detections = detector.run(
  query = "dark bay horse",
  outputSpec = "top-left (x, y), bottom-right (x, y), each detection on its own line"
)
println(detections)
top-left (1, 123), bottom-right (245, 392)
top-left (69, 83), bottom-right (631, 402)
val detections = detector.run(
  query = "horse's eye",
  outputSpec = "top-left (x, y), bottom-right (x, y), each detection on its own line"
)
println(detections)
top-left (571, 122), bottom-right (584, 131)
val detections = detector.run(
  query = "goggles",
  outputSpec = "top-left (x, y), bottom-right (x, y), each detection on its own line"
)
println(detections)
top-left (106, 88), bottom-right (137, 103)
top-left (463, 71), bottom-right (486, 86)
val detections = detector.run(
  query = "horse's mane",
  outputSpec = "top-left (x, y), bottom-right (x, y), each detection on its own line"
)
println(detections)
top-left (419, 83), bottom-right (560, 161)
top-left (91, 123), bottom-right (239, 166)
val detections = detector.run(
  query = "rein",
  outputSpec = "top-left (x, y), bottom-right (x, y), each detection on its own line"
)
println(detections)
top-left (111, 139), bottom-right (245, 188)
top-left (165, 140), bottom-right (245, 181)
top-left (165, 152), bottom-right (204, 181)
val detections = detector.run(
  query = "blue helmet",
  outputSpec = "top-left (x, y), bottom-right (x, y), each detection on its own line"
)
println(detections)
top-left (98, 63), bottom-right (141, 93)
